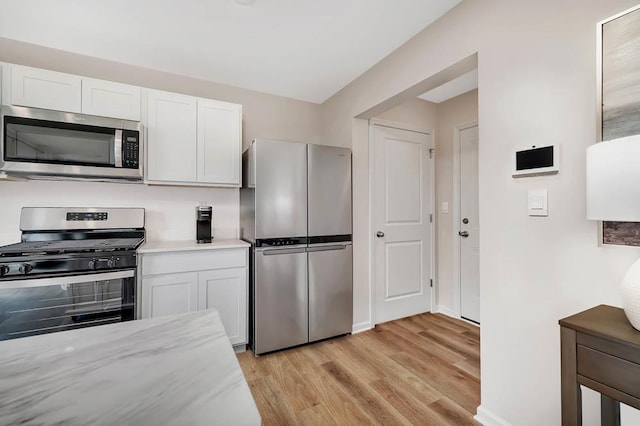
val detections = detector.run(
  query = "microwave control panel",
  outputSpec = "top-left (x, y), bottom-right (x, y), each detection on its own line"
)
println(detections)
top-left (121, 130), bottom-right (140, 169)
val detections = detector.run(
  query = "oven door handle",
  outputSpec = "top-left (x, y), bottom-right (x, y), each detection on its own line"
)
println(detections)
top-left (0, 270), bottom-right (135, 290)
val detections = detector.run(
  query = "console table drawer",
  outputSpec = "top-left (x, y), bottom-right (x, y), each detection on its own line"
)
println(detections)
top-left (577, 345), bottom-right (640, 399)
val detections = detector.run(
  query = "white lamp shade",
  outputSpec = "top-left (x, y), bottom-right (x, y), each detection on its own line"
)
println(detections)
top-left (586, 135), bottom-right (640, 221)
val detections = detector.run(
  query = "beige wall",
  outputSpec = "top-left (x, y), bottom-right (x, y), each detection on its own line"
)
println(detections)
top-left (435, 90), bottom-right (478, 314)
top-left (0, 38), bottom-right (323, 151)
top-left (0, 38), bottom-right (323, 246)
top-left (375, 98), bottom-right (437, 130)
top-left (322, 1), bottom-right (640, 424)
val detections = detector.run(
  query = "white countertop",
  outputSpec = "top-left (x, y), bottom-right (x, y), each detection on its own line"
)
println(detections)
top-left (0, 310), bottom-right (261, 426)
top-left (138, 239), bottom-right (250, 253)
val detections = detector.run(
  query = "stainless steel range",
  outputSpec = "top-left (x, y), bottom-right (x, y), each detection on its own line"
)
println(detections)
top-left (0, 207), bottom-right (145, 341)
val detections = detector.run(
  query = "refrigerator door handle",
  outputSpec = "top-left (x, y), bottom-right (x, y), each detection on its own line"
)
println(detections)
top-left (307, 244), bottom-right (348, 252)
top-left (260, 247), bottom-right (307, 255)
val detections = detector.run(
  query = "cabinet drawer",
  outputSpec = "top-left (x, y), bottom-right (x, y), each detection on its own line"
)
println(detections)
top-left (142, 249), bottom-right (247, 276)
top-left (577, 345), bottom-right (640, 398)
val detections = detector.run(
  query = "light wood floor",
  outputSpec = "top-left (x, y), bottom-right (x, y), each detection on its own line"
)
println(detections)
top-left (237, 313), bottom-right (481, 425)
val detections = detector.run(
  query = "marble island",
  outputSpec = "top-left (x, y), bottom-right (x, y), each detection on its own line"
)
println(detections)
top-left (0, 310), bottom-right (260, 426)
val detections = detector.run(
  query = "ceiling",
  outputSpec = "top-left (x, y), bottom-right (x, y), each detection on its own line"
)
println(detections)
top-left (0, 0), bottom-right (462, 104)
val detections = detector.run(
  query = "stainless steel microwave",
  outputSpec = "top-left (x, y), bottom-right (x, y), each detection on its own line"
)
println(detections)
top-left (0, 106), bottom-right (143, 181)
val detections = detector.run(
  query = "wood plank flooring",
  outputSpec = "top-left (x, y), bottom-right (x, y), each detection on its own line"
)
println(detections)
top-left (237, 313), bottom-right (480, 425)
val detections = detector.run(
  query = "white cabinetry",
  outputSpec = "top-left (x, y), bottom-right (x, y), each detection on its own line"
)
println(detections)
top-left (10, 65), bottom-right (82, 113)
top-left (139, 245), bottom-right (249, 347)
top-left (6, 64), bottom-right (140, 120)
top-left (141, 272), bottom-right (198, 318)
top-left (198, 268), bottom-right (247, 345)
top-left (81, 78), bottom-right (141, 121)
top-left (146, 90), bottom-right (242, 187)
top-left (146, 90), bottom-right (197, 182)
top-left (197, 99), bottom-right (242, 186)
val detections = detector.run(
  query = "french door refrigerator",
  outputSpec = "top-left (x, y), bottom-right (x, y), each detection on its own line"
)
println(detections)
top-left (240, 139), bottom-right (352, 356)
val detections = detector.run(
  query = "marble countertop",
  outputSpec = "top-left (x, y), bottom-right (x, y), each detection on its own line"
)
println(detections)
top-left (138, 239), bottom-right (250, 254)
top-left (0, 310), bottom-right (260, 426)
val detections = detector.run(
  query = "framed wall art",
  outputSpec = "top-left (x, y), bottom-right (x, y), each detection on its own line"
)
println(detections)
top-left (598, 4), bottom-right (640, 246)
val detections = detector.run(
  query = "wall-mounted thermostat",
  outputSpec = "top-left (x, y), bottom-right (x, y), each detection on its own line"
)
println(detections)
top-left (512, 145), bottom-right (559, 177)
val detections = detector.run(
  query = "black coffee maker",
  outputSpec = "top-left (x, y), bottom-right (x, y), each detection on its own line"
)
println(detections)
top-left (196, 205), bottom-right (213, 244)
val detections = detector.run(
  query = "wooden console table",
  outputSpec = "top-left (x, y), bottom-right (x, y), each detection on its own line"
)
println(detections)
top-left (559, 305), bottom-right (640, 426)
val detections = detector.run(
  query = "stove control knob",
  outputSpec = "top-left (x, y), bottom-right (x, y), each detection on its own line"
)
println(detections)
top-left (107, 258), bottom-right (116, 268)
top-left (88, 259), bottom-right (97, 270)
top-left (19, 263), bottom-right (33, 274)
top-left (0, 265), bottom-right (9, 277)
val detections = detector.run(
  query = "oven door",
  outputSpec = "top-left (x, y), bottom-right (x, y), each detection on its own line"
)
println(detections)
top-left (0, 106), bottom-right (142, 180)
top-left (0, 270), bottom-right (135, 341)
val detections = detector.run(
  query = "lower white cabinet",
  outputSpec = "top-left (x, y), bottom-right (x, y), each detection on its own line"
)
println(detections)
top-left (139, 247), bottom-right (248, 347)
top-left (141, 272), bottom-right (198, 319)
top-left (198, 268), bottom-right (247, 345)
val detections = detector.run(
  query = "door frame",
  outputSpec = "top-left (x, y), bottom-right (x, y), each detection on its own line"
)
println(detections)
top-left (452, 120), bottom-right (479, 319)
top-left (368, 118), bottom-right (435, 326)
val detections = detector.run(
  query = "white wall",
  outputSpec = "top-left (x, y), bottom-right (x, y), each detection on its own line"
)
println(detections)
top-left (0, 38), bottom-right (323, 245)
top-left (323, 1), bottom-right (640, 424)
top-left (0, 181), bottom-right (238, 245)
top-left (375, 98), bottom-right (437, 130)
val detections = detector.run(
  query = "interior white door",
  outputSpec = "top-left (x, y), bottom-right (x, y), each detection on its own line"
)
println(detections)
top-left (373, 125), bottom-right (433, 324)
top-left (459, 124), bottom-right (480, 324)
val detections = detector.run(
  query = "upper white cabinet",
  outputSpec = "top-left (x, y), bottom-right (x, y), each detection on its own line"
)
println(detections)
top-left (197, 99), bottom-right (242, 186)
top-left (146, 90), bottom-right (242, 187)
top-left (81, 78), bottom-right (141, 121)
top-left (10, 65), bottom-right (82, 113)
top-left (146, 90), bottom-right (197, 183)
top-left (6, 64), bottom-right (141, 121)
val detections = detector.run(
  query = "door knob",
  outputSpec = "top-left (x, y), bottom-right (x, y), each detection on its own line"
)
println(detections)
top-left (376, 231), bottom-right (385, 238)
top-left (458, 231), bottom-right (469, 238)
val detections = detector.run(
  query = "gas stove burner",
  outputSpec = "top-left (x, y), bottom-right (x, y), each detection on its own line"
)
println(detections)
top-left (0, 207), bottom-right (145, 281)
top-left (0, 238), bottom-right (144, 257)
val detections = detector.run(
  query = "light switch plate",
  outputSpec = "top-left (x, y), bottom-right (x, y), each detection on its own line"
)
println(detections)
top-left (528, 189), bottom-right (548, 216)
top-left (441, 202), bottom-right (449, 214)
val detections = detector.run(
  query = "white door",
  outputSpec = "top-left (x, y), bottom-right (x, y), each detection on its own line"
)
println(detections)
top-left (196, 99), bottom-right (242, 186)
top-left (373, 125), bottom-right (433, 324)
top-left (459, 124), bottom-right (480, 324)
top-left (146, 90), bottom-right (197, 183)
top-left (141, 272), bottom-right (198, 319)
top-left (198, 268), bottom-right (247, 346)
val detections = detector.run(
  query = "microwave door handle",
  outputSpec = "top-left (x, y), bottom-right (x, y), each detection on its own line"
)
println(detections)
top-left (114, 129), bottom-right (123, 168)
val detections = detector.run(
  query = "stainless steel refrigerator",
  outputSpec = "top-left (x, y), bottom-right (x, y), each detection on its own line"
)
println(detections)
top-left (240, 139), bottom-right (352, 356)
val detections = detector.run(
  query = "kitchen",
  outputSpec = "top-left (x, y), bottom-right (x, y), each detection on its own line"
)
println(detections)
top-left (0, 1), bottom-right (482, 425)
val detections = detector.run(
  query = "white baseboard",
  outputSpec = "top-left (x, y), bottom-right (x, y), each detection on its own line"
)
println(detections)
top-left (474, 406), bottom-right (511, 426)
top-left (435, 305), bottom-right (480, 328)
top-left (351, 321), bottom-right (373, 334)
top-left (435, 305), bottom-right (456, 318)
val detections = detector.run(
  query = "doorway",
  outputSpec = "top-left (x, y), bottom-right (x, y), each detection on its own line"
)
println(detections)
top-left (371, 121), bottom-right (434, 325)
top-left (454, 122), bottom-right (480, 324)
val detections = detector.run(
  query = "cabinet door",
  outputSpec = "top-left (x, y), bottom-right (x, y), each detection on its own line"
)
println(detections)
top-left (146, 90), bottom-right (197, 182)
top-left (198, 268), bottom-right (247, 346)
top-left (10, 65), bottom-right (82, 112)
top-left (81, 78), bottom-right (141, 120)
top-left (197, 99), bottom-right (242, 186)
top-left (141, 272), bottom-right (198, 319)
